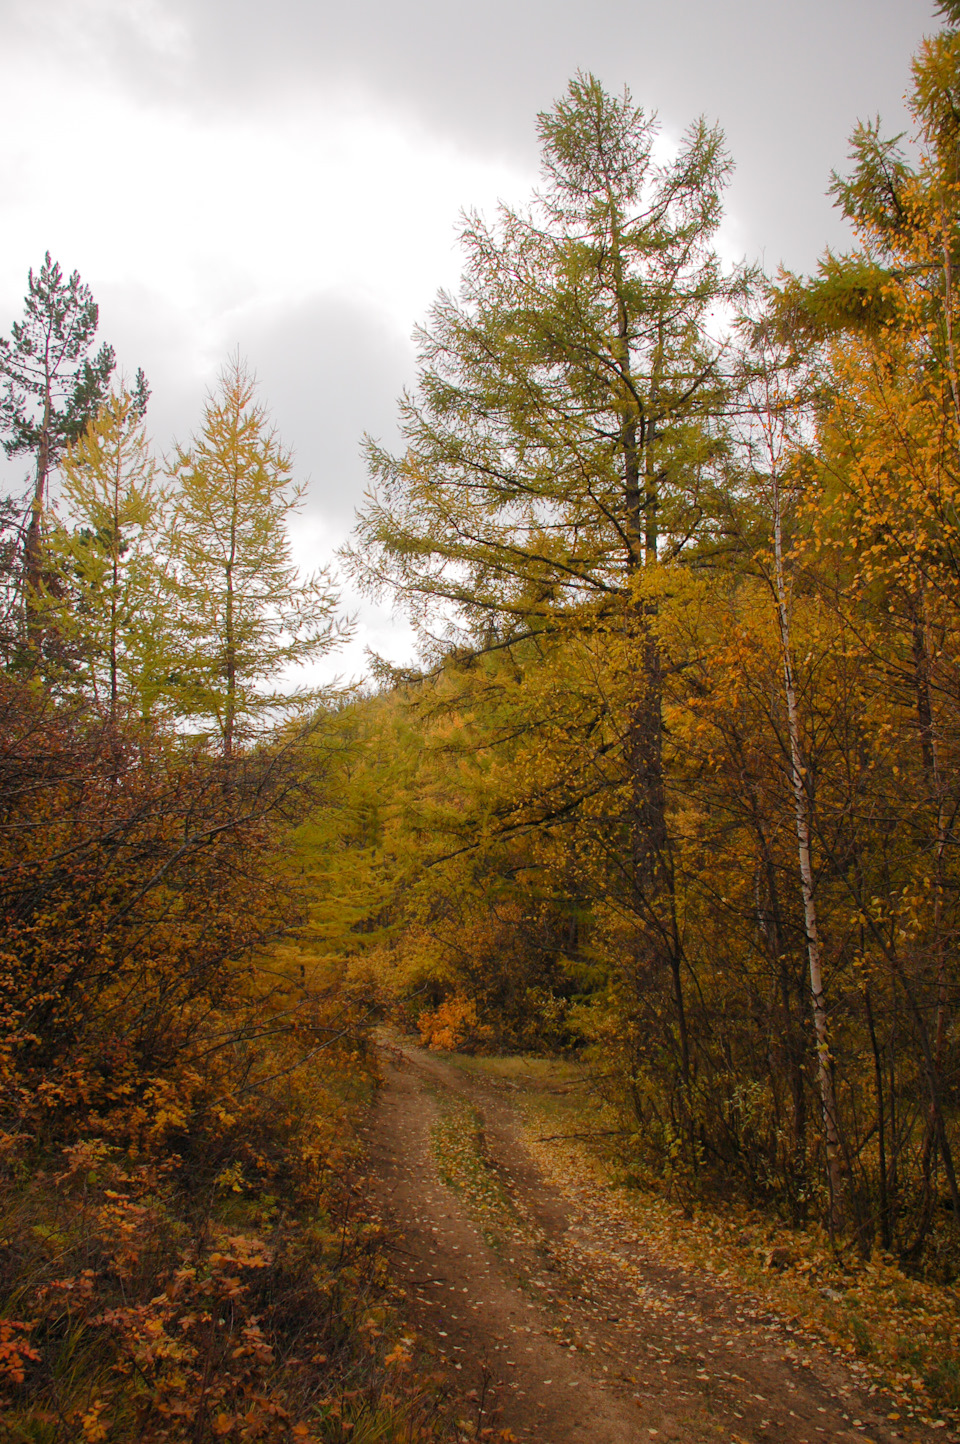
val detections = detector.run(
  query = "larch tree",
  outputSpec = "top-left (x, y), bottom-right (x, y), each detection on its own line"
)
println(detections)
top-left (346, 72), bottom-right (749, 1119)
top-left (167, 357), bottom-right (347, 755)
top-left (811, 10), bottom-right (960, 1233)
top-left (350, 74), bottom-right (743, 633)
top-left (57, 382), bottom-right (167, 721)
top-left (736, 2), bottom-right (960, 1246)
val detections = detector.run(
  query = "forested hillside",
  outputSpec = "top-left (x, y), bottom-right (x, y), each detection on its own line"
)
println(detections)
top-left (5, 3), bottom-right (960, 1440)
top-left (333, 14), bottom-right (960, 1278)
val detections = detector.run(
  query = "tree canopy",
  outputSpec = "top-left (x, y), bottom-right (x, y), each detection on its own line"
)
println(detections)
top-left (347, 73), bottom-right (748, 653)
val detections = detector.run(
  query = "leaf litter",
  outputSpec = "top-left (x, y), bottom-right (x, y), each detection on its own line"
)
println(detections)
top-left (366, 1036), bottom-right (958, 1444)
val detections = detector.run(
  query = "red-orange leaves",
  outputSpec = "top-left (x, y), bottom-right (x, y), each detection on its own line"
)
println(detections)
top-left (0, 1320), bottom-right (40, 1386)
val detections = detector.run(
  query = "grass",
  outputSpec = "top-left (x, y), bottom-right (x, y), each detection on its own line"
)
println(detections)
top-left (428, 1088), bottom-right (530, 1260)
top-left (426, 1084), bottom-right (566, 1330)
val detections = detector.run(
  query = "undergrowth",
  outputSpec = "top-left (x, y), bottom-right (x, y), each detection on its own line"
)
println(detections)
top-left (0, 999), bottom-right (454, 1443)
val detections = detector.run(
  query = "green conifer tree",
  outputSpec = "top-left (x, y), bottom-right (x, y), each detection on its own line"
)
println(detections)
top-left (0, 254), bottom-right (117, 612)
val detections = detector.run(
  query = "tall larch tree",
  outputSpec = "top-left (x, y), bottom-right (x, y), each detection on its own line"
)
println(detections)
top-left (346, 72), bottom-right (749, 1121)
top-left (57, 381), bottom-right (167, 721)
top-left (167, 357), bottom-right (347, 755)
top-left (796, 5), bottom-right (960, 1233)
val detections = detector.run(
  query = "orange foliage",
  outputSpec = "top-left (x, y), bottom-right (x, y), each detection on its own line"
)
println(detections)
top-left (0, 678), bottom-right (444, 1441)
top-left (418, 996), bottom-right (492, 1052)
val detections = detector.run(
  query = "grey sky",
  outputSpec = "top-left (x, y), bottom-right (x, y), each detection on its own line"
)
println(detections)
top-left (0, 0), bottom-right (936, 671)
top-left (172, 0), bottom-right (928, 264)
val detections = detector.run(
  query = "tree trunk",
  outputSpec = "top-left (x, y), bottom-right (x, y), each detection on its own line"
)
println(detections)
top-left (224, 499), bottom-right (237, 757)
top-left (771, 467), bottom-right (846, 1237)
top-left (22, 395), bottom-right (51, 644)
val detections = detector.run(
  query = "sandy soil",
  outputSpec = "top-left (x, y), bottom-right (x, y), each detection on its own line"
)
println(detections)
top-left (364, 1037), bottom-right (954, 1444)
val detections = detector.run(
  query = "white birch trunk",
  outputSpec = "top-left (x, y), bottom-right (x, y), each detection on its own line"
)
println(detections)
top-left (770, 467), bottom-right (845, 1234)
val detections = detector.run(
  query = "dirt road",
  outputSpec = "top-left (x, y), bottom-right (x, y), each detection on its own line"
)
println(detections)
top-left (365, 1038), bottom-right (951, 1444)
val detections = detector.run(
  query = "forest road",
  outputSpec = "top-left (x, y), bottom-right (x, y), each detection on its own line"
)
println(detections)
top-left (364, 1037), bottom-right (947, 1444)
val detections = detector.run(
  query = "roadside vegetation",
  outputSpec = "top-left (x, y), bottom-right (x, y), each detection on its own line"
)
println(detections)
top-left (0, 314), bottom-right (443, 1438)
top-left (336, 2), bottom-right (960, 1295)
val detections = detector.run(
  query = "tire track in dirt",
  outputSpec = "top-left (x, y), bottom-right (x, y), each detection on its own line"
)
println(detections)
top-left (365, 1038), bottom-right (953, 1444)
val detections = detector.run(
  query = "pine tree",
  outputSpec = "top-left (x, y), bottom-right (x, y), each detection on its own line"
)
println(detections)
top-left (0, 254), bottom-right (117, 611)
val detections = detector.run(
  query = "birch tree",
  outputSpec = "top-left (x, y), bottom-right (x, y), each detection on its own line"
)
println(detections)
top-left (743, 338), bottom-right (846, 1232)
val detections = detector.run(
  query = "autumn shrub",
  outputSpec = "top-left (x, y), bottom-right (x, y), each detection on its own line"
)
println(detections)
top-left (417, 996), bottom-right (491, 1052)
top-left (0, 1073), bottom-right (413, 1442)
top-left (0, 679), bottom-right (444, 1442)
top-left (0, 1052), bottom-right (450, 1441)
top-left (364, 880), bottom-right (588, 1055)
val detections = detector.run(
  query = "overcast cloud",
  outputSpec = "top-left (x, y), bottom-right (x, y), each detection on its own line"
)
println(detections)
top-left (0, 0), bottom-right (936, 675)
